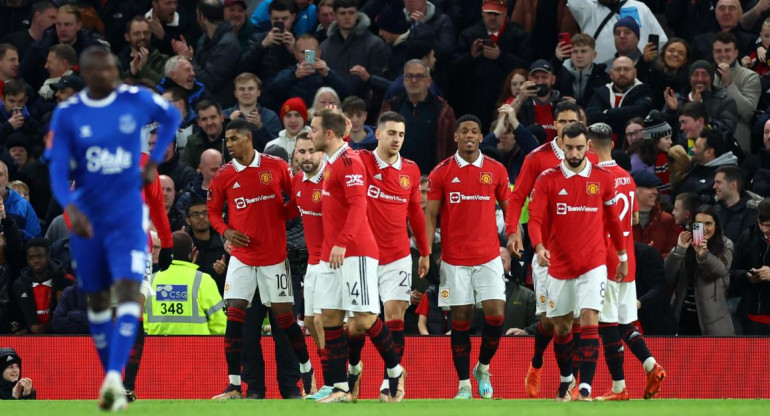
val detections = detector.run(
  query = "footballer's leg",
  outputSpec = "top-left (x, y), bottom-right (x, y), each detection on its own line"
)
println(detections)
top-left (377, 256), bottom-right (412, 399)
top-left (597, 280), bottom-right (629, 401)
top-left (450, 305), bottom-right (473, 399)
top-left (546, 275), bottom-right (578, 402)
top-left (303, 265), bottom-right (333, 400)
top-left (379, 300), bottom-right (408, 399)
top-left (574, 266), bottom-right (607, 401)
top-left (527, 257), bottom-right (553, 398)
top-left (122, 293), bottom-right (146, 403)
top-left (473, 257), bottom-right (506, 399)
top-left (317, 309), bottom-right (351, 402)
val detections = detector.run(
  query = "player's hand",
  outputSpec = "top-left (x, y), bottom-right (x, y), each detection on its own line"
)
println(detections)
top-left (615, 260), bottom-right (628, 282)
top-left (536, 247), bottom-right (550, 267)
top-left (329, 245), bottom-right (346, 269)
top-left (158, 247), bottom-right (173, 271)
top-left (65, 204), bottom-right (93, 238)
top-left (418, 255), bottom-right (430, 278)
top-left (141, 160), bottom-right (159, 185)
top-left (506, 233), bottom-right (523, 258)
top-left (677, 231), bottom-right (692, 249)
top-left (505, 328), bottom-right (528, 336)
top-left (213, 254), bottom-right (227, 275)
top-left (224, 228), bottom-right (250, 247)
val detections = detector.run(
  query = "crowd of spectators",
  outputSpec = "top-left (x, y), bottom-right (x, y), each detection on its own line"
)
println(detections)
top-left (3, 0), bottom-right (770, 338)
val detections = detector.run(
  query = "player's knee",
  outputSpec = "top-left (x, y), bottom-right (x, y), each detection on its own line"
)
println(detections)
top-left (113, 279), bottom-right (142, 304)
top-left (353, 312), bottom-right (377, 332)
top-left (225, 299), bottom-right (248, 310)
top-left (86, 290), bottom-right (111, 312)
top-left (540, 316), bottom-right (555, 331)
top-left (552, 318), bottom-right (572, 336)
top-left (383, 301), bottom-right (408, 320)
top-left (579, 309), bottom-right (599, 326)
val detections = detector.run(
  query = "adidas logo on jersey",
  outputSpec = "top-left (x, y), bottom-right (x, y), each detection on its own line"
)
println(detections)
top-left (558, 188), bottom-right (568, 196)
top-left (296, 191), bottom-right (301, 197)
top-left (233, 182), bottom-right (241, 189)
top-left (374, 173), bottom-right (383, 180)
top-left (451, 177), bottom-right (461, 183)
top-left (279, 291), bottom-right (287, 297)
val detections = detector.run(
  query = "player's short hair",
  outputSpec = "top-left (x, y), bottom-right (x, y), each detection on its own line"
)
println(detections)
top-left (225, 118), bottom-right (252, 136)
top-left (49, 44), bottom-right (77, 66)
top-left (554, 101), bottom-right (582, 120)
top-left (571, 33), bottom-right (595, 49)
top-left (455, 114), bottom-right (482, 131)
top-left (58, 4), bottom-right (81, 21)
top-left (680, 101), bottom-right (709, 123)
top-left (675, 192), bottom-right (700, 216)
top-left (333, 0), bottom-right (359, 11)
top-left (715, 165), bottom-right (744, 192)
top-left (562, 122), bottom-right (589, 141)
top-left (2, 79), bottom-right (26, 98)
top-left (25, 238), bottom-right (51, 254)
top-left (234, 72), bottom-right (261, 89)
top-left (125, 15), bottom-right (149, 34)
top-left (342, 96), bottom-right (367, 115)
top-left (377, 111), bottom-right (405, 127)
top-left (32, 1), bottom-right (57, 16)
top-left (197, 0), bottom-right (224, 22)
top-left (758, 198), bottom-right (770, 222)
top-left (587, 122), bottom-right (613, 146)
top-left (195, 99), bottom-right (222, 115)
top-left (296, 131), bottom-right (311, 143)
top-left (172, 231), bottom-right (194, 261)
top-left (315, 108), bottom-right (347, 138)
top-left (0, 43), bottom-right (18, 60)
top-left (270, 0), bottom-right (298, 14)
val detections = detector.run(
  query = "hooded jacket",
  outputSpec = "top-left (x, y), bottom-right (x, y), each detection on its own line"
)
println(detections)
top-left (674, 151), bottom-right (739, 201)
top-left (11, 259), bottom-right (74, 333)
top-left (585, 79), bottom-right (654, 139)
top-left (348, 125), bottom-right (377, 151)
top-left (3, 188), bottom-right (41, 240)
top-left (265, 125), bottom-right (312, 157)
top-left (0, 347), bottom-right (36, 400)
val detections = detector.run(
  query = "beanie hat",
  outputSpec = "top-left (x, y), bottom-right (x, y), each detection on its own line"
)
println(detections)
top-left (0, 348), bottom-right (21, 374)
top-left (689, 60), bottom-right (715, 81)
top-left (377, 5), bottom-right (409, 35)
top-left (642, 110), bottom-right (672, 140)
top-left (280, 97), bottom-right (308, 125)
top-left (614, 16), bottom-right (640, 40)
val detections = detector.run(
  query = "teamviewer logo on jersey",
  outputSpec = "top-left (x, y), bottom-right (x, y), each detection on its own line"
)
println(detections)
top-left (156, 284), bottom-right (188, 301)
top-left (556, 203), bottom-right (567, 215)
top-left (235, 197), bottom-right (247, 209)
top-left (367, 185), bottom-right (381, 198)
top-left (449, 192), bottom-right (461, 204)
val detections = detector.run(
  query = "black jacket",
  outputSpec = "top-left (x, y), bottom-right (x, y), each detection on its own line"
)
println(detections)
top-left (0, 0), bottom-right (32, 41)
top-left (730, 224), bottom-right (770, 330)
top-left (190, 229), bottom-right (228, 295)
top-left (238, 29), bottom-right (298, 87)
top-left (159, 151), bottom-right (197, 194)
top-left (85, 0), bottom-right (141, 52)
top-left (20, 27), bottom-right (103, 90)
top-left (193, 22), bottom-right (241, 108)
top-left (585, 81), bottom-right (654, 139)
top-left (665, 0), bottom-right (718, 44)
top-left (0, 348), bottom-right (36, 400)
top-left (553, 60), bottom-right (609, 108)
top-left (634, 242), bottom-right (677, 335)
top-left (715, 196), bottom-right (758, 244)
top-left (693, 26), bottom-right (755, 62)
top-left (51, 284), bottom-right (88, 334)
top-left (10, 259), bottom-right (73, 333)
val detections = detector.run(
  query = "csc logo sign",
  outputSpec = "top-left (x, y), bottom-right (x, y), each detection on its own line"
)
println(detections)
top-left (449, 192), bottom-right (461, 204)
top-left (345, 174), bottom-right (364, 187)
top-left (556, 203), bottom-right (567, 215)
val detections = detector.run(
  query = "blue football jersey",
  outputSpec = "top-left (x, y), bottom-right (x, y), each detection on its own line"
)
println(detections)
top-left (48, 85), bottom-right (180, 224)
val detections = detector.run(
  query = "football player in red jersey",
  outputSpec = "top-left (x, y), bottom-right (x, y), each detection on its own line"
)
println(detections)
top-left (309, 108), bottom-right (405, 403)
top-left (528, 123), bottom-right (627, 401)
top-left (425, 114), bottom-right (511, 399)
top-left (358, 112), bottom-right (430, 400)
top-left (587, 123), bottom-right (665, 401)
top-left (207, 119), bottom-right (315, 399)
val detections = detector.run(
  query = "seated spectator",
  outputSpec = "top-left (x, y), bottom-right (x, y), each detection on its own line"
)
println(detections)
top-left (176, 149), bottom-right (222, 218)
top-left (183, 100), bottom-right (227, 167)
top-left (0, 348), bottom-right (35, 400)
top-left (144, 231), bottom-right (226, 335)
top-left (628, 111), bottom-right (674, 196)
top-left (322, 0), bottom-right (391, 99)
top-left (514, 60), bottom-right (561, 142)
top-left (452, 0), bottom-right (531, 130)
top-left (160, 87), bottom-right (196, 150)
top-left (0, 80), bottom-right (41, 155)
top-left (0, 44), bottom-right (19, 95)
top-left (631, 170), bottom-right (679, 258)
top-left (160, 175), bottom-right (185, 232)
top-left (224, 73), bottom-right (282, 151)
top-left (552, 33), bottom-right (610, 108)
top-left (639, 37), bottom-right (691, 110)
top-left (622, 117), bottom-right (645, 150)
top-left (308, 86), bottom-right (341, 119)
top-left (342, 96), bottom-right (376, 150)
top-left (51, 284), bottom-right (88, 334)
top-left (693, 0), bottom-right (754, 61)
top-left (675, 129), bottom-right (738, 201)
top-left (238, 0), bottom-right (300, 87)
top-left (672, 192), bottom-right (701, 232)
top-left (20, 4), bottom-right (103, 90)
top-left (250, 0), bottom-right (317, 37)
top-left (1, 1), bottom-right (57, 60)
top-left (145, 0), bottom-right (200, 56)
top-left (49, 74), bottom-right (83, 105)
top-left (38, 44), bottom-right (75, 101)
top-left (711, 32), bottom-right (760, 152)
top-left (265, 34), bottom-right (350, 114)
top-left (312, 0), bottom-right (335, 44)
top-left (498, 247), bottom-right (537, 336)
top-left (265, 97), bottom-right (310, 156)
top-left (634, 242), bottom-right (678, 335)
top-left (10, 238), bottom-right (73, 334)
top-left (119, 16), bottom-right (170, 86)
top-left (185, 196), bottom-right (228, 294)
top-left (714, 165), bottom-right (757, 243)
top-left (481, 103), bottom-right (539, 183)
top-left (730, 198), bottom-right (770, 334)
top-left (383, 60), bottom-right (457, 174)
top-left (586, 56), bottom-right (654, 147)
top-left (603, 16), bottom-right (653, 75)
top-left (416, 284), bottom-right (450, 335)
top-left (665, 204), bottom-right (735, 335)
top-left (567, 0), bottom-right (667, 64)
top-left (149, 128), bottom-right (196, 194)
top-left (156, 56), bottom-right (210, 116)
top-left (0, 161), bottom-right (40, 240)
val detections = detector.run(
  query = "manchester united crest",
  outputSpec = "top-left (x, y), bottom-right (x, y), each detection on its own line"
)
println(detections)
top-left (259, 171), bottom-right (272, 184)
top-left (539, 295), bottom-right (546, 305)
top-left (440, 289), bottom-right (450, 299)
top-left (399, 175), bottom-right (410, 189)
top-left (480, 172), bottom-right (493, 185)
top-left (312, 189), bottom-right (322, 203)
top-left (586, 182), bottom-right (600, 196)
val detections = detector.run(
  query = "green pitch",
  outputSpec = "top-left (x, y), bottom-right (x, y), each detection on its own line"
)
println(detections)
top-left (2, 399), bottom-right (768, 416)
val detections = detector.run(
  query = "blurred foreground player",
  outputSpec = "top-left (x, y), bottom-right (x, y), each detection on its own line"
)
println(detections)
top-left (47, 46), bottom-right (181, 411)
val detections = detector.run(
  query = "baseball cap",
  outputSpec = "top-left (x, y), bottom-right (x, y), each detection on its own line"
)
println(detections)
top-left (50, 75), bottom-right (85, 92)
top-left (529, 59), bottom-right (552, 75)
top-left (224, 0), bottom-right (247, 8)
top-left (481, 0), bottom-right (507, 14)
top-left (631, 170), bottom-right (662, 188)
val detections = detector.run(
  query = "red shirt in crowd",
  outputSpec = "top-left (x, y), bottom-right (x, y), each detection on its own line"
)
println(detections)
top-left (207, 151), bottom-right (292, 266)
top-left (287, 161), bottom-right (326, 265)
top-left (532, 102), bottom-right (556, 142)
top-left (428, 152), bottom-right (510, 266)
top-left (141, 153), bottom-right (173, 250)
top-left (528, 160), bottom-right (624, 279)
top-left (599, 160), bottom-right (638, 282)
top-left (359, 150), bottom-right (429, 265)
top-left (32, 281), bottom-right (52, 325)
top-left (320, 143), bottom-right (379, 261)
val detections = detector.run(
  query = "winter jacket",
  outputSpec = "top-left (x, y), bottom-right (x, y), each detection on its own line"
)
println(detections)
top-left (238, 28), bottom-right (298, 88)
top-left (182, 127), bottom-right (227, 168)
top-left (156, 77), bottom-right (210, 120)
top-left (665, 237), bottom-right (735, 336)
top-left (223, 105), bottom-right (281, 151)
top-left (511, 0), bottom-right (578, 60)
top-left (194, 22), bottom-right (241, 108)
top-left (730, 224), bottom-right (770, 332)
top-left (51, 284), bottom-right (88, 334)
top-left (585, 80), bottom-right (654, 141)
top-left (693, 27), bottom-right (755, 62)
top-left (348, 126), bottom-right (378, 151)
top-left (20, 27), bottom-right (104, 90)
top-left (481, 123), bottom-right (540, 183)
top-left (0, 0), bottom-right (32, 41)
top-left (662, 88), bottom-right (739, 139)
top-left (249, 0), bottom-right (317, 37)
top-left (264, 126), bottom-right (312, 158)
top-left (665, 0), bottom-right (718, 44)
top-left (10, 259), bottom-right (74, 333)
top-left (321, 13), bottom-right (391, 98)
top-left (638, 62), bottom-right (689, 109)
top-left (632, 203), bottom-right (679, 259)
top-left (0, 105), bottom-right (42, 156)
top-left (554, 59), bottom-right (609, 108)
top-left (264, 66), bottom-right (352, 114)
top-left (715, 196), bottom-right (757, 245)
top-left (159, 151), bottom-right (197, 193)
top-left (144, 9), bottom-right (200, 57)
top-left (0, 347), bottom-right (36, 400)
top-left (407, 2), bottom-right (457, 64)
top-left (85, 0), bottom-right (142, 52)
top-left (634, 242), bottom-right (678, 335)
top-left (744, 148), bottom-right (770, 196)
top-left (3, 188), bottom-right (41, 240)
top-left (674, 151), bottom-right (739, 202)
top-left (118, 47), bottom-right (170, 86)
top-left (713, 63), bottom-right (761, 152)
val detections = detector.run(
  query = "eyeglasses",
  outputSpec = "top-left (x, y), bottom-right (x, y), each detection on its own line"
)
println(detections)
top-left (404, 73), bottom-right (427, 81)
top-left (188, 211), bottom-right (209, 218)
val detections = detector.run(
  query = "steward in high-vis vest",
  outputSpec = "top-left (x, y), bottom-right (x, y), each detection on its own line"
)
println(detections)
top-left (144, 231), bottom-right (226, 335)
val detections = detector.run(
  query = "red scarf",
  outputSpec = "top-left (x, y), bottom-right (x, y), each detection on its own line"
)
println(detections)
top-left (489, 20), bottom-right (506, 44)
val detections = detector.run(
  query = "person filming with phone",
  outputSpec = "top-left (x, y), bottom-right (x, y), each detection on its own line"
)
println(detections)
top-left (513, 60), bottom-right (561, 142)
top-left (665, 205), bottom-right (735, 335)
top-left (238, 0), bottom-right (299, 87)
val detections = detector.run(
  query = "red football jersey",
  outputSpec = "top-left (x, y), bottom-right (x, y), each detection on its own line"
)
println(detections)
top-left (428, 153), bottom-right (510, 266)
top-left (528, 160), bottom-right (625, 279)
top-left (599, 161), bottom-right (638, 282)
top-left (207, 151), bottom-right (292, 266)
top-left (320, 144), bottom-right (379, 260)
top-left (359, 150), bottom-right (429, 265)
top-left (287, 163), bottom-right (326, 265)
top-left (141, 153), bottom-right (173, 249)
